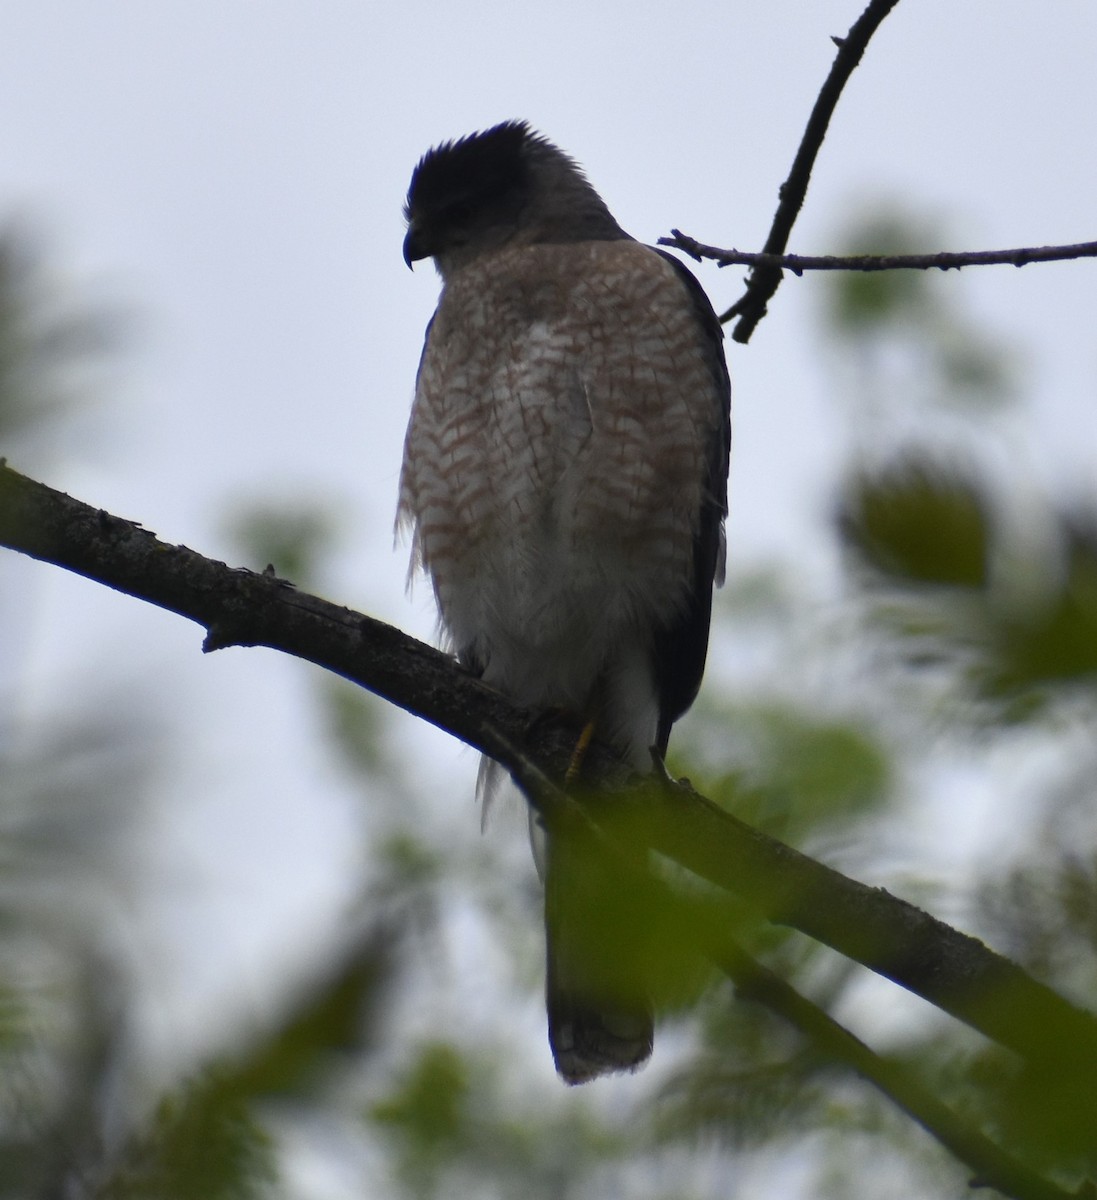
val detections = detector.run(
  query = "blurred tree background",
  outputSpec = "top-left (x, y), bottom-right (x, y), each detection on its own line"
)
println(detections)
top-left (2, 203), bottom-right (1096, 1200)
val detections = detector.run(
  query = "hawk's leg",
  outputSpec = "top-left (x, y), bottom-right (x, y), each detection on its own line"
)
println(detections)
top-left (564, 720), bottom-right (597, 788)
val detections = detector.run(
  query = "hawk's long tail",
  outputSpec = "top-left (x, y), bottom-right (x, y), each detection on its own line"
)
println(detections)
top-left (542, 826), bottom-right (654, 1084)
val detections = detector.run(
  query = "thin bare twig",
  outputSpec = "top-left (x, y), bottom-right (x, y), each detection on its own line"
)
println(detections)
top-left (662, 230), bottom-right (1097, 274)
top-left (725, 0), bottom-right (903, 343)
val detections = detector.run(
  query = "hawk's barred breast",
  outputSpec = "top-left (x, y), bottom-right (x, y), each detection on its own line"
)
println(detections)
top-left (399, 238), bottom-right (721, 720)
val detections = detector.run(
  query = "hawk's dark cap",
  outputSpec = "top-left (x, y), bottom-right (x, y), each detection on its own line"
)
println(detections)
top-left (404, 119), bottom-right (534, 229)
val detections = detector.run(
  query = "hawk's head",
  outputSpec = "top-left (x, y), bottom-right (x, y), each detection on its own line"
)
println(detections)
top-left (403, 120), bottom-right (628, 276)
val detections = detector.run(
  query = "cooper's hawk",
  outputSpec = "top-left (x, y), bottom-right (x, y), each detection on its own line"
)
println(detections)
top-left (398, 121), bottom-right (730, 1083)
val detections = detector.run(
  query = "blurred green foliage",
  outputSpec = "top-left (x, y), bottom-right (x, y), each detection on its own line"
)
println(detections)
top-left (0, 223), bottom-right (119, 461)
top-left (822, 206), bottom-right (1018, 413)
top-left (102, 1076), bottom-right (276, 1200)
top-left (826, 213), bottom-right (935, 334)
top-left (840, 455), bottom-right (1097, 714)
top-left (987, 521), bottom-right (1097, 702)
top-left (840, 458), bottom-right (990, 589)
top-left (681, 704), bottom-right (891, 842)
top-left (225, 501), bottom-right (340, 585)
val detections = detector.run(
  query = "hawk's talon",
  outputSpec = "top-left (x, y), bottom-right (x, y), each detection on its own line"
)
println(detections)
top-left (647, 744), bottom-right (677, 789)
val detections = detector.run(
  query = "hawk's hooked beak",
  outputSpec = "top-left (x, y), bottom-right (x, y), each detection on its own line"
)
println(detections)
top-left (402, 223), bottom-right (429, 269)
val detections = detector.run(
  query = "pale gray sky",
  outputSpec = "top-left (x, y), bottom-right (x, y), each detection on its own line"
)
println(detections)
top-left (1, 0), bottom-right (1095, 1161)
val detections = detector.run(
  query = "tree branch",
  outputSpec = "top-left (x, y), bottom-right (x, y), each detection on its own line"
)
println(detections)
top-left (661, 231), bottom-right (1097, 275)
top-left (5, 461), bottom-right (1097, 1086)
top-left (714, 941), bottom-right (1079, 1200)
top-left (723, 0), bottom-right (903, 343)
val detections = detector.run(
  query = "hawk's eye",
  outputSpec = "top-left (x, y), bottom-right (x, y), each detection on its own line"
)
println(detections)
top-left (441, 199), bottom-right (474, 227)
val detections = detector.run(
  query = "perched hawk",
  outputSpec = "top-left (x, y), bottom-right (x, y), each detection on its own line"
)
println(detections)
top-left (398, 121), bottom-right (730, 1083)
